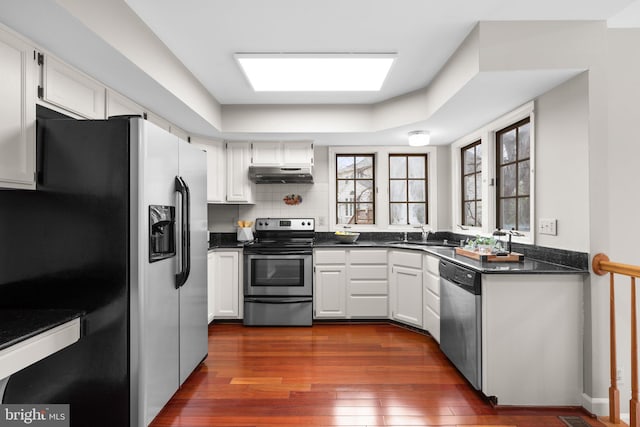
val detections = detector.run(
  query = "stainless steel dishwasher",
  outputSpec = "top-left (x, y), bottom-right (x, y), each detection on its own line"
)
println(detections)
top-left (439, 259), bottom-right (482, 390)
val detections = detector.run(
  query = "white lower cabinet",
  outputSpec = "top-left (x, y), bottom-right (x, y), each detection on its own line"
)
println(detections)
top-left (347, 249), bottom-right (388, 318)
top-left (314, 248), bottom-right (388, 319)
top-left (208, 249), bottom-right (242, 320)
top-left (423, 254), bottom-right (441, 342)
top-left (481, 274), bottom-right (583, 406)
top-left (314, 264), bottom-right (347, 318)
top-left (389, 250), bottom-right (423, 328)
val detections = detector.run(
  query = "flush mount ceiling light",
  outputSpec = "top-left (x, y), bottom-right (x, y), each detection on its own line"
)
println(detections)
top-left (408, 130), bottom-right (430, 146)
top-left (235, 53), bottom-right (396, 92)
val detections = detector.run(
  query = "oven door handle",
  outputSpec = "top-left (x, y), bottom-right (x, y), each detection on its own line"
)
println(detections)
top-left (245, 297), bottom-right (313, 304)
top-left (244, 250), bottom-right (312, 256)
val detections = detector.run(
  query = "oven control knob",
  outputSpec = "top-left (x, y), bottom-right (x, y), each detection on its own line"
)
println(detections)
top-left (265, 222), bottom-right (269, 226)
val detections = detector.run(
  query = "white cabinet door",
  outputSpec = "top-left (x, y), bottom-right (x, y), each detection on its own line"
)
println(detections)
top-left (106, 89), bottom-right (145, 118)
top-left (212, 250), bottom-right (241, 318)
top-left (0, 28), bottom-right (36, 190)
top-left (314, 265), bottom-right (346, 318)
top-left (226, 142), bottom-right (254, 203)
top-left (207, 252), bottom-right (215, 323)
top-left (192, 137), bottom-right (226, 203)
top-left (251, 141), bottom-right (282, 166)
top-left (283, 141), bottom-right (313, 165)
top-left (423, 254), bottom-right (440, 341)
top-left (390, 265), bottom-right (423, 328)
top-left (43, 55), bottom-right (105, 119)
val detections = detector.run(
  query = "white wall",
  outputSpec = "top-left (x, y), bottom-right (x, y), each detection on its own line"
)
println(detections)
top-left (535, 72), bottom-right (590, 251)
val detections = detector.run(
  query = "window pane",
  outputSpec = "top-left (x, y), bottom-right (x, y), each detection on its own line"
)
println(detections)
top-left (408, 203), bottom-right (426, 224)
top-left (408, 180), bottom-right (425, 201)
top-left (500, 164), bottom-right (516, 197)
top-left (390, 180), bottom-right (406, 202)
top-left (499, 129), bottom-right (516, 164)
top-left (475, 145), bottom-right (482, 170)
top-left (476, 201), bottom-right (482, 226)
top-left (355, 180), bottom-right (374, 202)
top-left (390, 203), bottom-right (407, 225)
top-left (463, 148), bottom-right (475, 174)
top-left (499, 198), bottom-right (516, 230)
top-left (518, 197), bottom-right (530, 231)
top-left (337, 156), bottom-right (355, 179)
top-left (408, 156), bottom-right (425, 178)
top-left (518, 122), bottom-right (530, 160)
top-left (389, 156), bottom-right (406, 179)
top-left (463, 201), bottom-right (475, 226)
top-left (337, 180), bottom-right (354, 202)
top-left (356, 156), bottom-right (373, 179)
top-left (518, 160), bottom-right (530, 196)
top-left (464, 175), bottom-right (475, 201)
top-left (337, 203), bottom-right (354, 224)
top-left (355, 203), bottom-right (374, 224)
top-left (475, 172), bottom-right (482, 201)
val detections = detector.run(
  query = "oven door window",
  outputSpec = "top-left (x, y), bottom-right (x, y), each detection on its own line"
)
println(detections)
top-left (251, 258), bottom-right (305, 287)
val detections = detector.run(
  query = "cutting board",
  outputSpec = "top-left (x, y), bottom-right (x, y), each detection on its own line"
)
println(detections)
top-left (455, 247), bottom-right (524, 262)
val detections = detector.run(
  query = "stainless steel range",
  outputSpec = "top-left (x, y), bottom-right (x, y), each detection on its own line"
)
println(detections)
top-left (243, 218), bottom-right (314, 326)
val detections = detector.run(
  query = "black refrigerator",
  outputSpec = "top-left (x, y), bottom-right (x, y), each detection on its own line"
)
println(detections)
top-left (0, 106), bottom-right (208, 426)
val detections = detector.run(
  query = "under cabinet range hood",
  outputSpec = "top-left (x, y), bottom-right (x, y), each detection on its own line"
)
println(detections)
top-left (249, 165), bottom-right (313, 184)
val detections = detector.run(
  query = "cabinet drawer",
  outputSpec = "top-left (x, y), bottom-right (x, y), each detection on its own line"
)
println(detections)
top-left (315, 249), bottom-right (346, 264)
top-left (348, 296), bottom-right (388, 317)
top-left (349, 280), bottom-right (388, 296)
top-left (350, 249), bottom-right (387, 264)
top-left (424, 287), bottom-right (440, 315)
top-left (350, 265), bottom-right (387, 280)
top-left (424, 254), bottom-right (440, 275)
top-left (424, 306), bottom-right (440, 343)
top-left (390, 250), bottom-right (422, 269)
top-left (424, 271), bottom-right (440, 296)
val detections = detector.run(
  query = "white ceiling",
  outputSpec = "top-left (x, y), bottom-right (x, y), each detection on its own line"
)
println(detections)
top-left (1, 1), bottom-right (639, 146)
top-left (124, 0), bottom-right (636, 105)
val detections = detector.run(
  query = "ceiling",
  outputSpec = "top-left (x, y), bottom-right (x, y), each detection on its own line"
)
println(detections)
top-left (1, 1), bottom-right (640, 146)
top-left (124, 0), bottom-right (637, 105)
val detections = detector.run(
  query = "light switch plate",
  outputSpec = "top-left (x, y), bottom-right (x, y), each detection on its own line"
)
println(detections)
top-left (539, 218), bottom-right (557, 235)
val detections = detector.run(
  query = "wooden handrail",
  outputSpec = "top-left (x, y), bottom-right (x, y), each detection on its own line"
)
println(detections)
top-left (593, 253), bottom-right (640, 427)
top-left (593, 253), bottom-right (640, 278)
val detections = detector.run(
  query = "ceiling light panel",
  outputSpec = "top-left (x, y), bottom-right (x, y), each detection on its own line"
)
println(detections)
top-left (235, 53), bottom-right (396, 92)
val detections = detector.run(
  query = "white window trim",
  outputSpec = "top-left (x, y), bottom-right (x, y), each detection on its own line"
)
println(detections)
top-left (451, 101), bottom-right (535, 244)
top-left (329, 145), bottom-right (439, 232)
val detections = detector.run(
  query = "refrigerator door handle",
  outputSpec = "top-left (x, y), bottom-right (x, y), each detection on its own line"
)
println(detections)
top-left (174, 176), bottom-right (191, 288)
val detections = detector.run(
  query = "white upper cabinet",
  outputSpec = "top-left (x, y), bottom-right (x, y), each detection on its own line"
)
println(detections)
top-left (251, 141), bottom-right (313, 166)
top-left (42, 55), bottom-right (105, 119)
top-left (191, 137), bottom-right (226, 203)
top-left (106, 89), bottom-right (145, 118)
top-left (226, 142), bottom-right (254, 203)
top-left (0, 28), bottom-right (37, 190)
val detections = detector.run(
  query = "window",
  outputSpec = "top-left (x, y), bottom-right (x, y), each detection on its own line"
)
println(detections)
top-left (496, 118), bottom-right (531, 231)
top-left (389, 154), bottom-right (428, 225)
top-left (336, 154), bottom-right (375, 224)
top-left (461, 141), bottom-right (482, 227)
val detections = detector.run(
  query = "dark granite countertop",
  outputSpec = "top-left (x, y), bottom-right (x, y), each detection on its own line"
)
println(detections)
top-left (208, 242), bottom-right (245, 251)
top-left (0, 309), bottom-right (84, 351)
top-left (314, 240), bottom-right (588, 275)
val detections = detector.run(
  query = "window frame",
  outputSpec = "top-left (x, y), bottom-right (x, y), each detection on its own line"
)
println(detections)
top-left (335, 153), bottom-right (376, 225)
top-left (495, 117), bottom-right (531, 233)
top-left (460, 140), bottom-right (482, 228)
top-left (329, 145), bottom-right (439, 232)
top-left (388, 153), bottom-right (429, 225)
top-left (450, 101), bottom-right (535, 243)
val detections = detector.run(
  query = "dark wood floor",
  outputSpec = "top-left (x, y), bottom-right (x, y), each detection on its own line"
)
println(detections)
top-left (150, 323), bottom-right (602, 427)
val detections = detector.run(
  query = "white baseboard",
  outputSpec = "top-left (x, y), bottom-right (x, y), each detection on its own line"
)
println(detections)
top-left (581, 393), bottom-right (609, 416)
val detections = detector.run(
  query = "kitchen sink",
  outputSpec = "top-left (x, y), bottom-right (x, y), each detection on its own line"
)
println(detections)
top-left (387, 240), bottom-right (457, 247)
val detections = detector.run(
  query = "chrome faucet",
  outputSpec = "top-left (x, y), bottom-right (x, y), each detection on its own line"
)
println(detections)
top-left (421, 225), bottom-right (431, 242)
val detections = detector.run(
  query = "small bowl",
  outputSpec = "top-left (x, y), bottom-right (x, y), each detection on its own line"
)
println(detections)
top-left (334, 232), bottom-right (360, 244)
